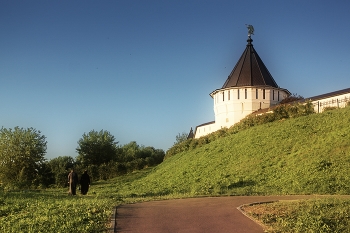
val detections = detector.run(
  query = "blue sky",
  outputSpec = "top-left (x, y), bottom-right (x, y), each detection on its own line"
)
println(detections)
top-left (1, 0), bottom-right (349, 159)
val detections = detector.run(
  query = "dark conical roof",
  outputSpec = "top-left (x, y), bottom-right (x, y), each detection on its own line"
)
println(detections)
top-left (222, 37), bottom-right (279, 88)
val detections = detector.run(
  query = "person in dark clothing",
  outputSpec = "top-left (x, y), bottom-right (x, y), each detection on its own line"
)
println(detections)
top-left (68, 168), bottom-right (79, 195)
top-left (80, 170), bottom-right (91, 195)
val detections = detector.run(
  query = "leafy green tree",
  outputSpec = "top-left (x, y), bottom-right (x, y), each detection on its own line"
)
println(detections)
top-left (121, 141), bottom-right (140, 162)
top-left (36, 161), bottom-right (55, 188)
top-left (47, 156), bottom-right (75, 187)
top-left (0, 127), bottom-right (47, 188)
top-left (76, 130), bottom-right (119, 167)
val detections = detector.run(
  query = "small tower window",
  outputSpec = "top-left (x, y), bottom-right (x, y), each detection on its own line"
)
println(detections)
top-left (256, 89), bottom-right (258, 99)
top-left (228, 90), bottom-right (230, 100)
top-left (263, 89), bottom-right (265, 99)
top-left (272, 90), bottom-right (275, 100)
top-left (245, 89), bottom-right (247, 99)
top-left (237, 89), bottom-right (240, 99)
top-left (278, 91), bottom-right (280, 101)
top-left (222, 92), bottom-right (224, 101)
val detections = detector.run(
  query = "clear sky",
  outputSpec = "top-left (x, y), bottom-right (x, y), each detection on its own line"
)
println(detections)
top-left (1, 0), bottom-right (350, 160)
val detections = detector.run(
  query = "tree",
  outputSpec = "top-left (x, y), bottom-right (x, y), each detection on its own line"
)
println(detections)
top-left (76, 130), bottom-right (119, 167)
top-left (121, 141), bottom-right (140, 162)
top-left (47, 156), bottom-right (75, 187)
top-left (279, 93), bottom-right (304, 104)
top-left (35, 161), bottom-right (55, 188)
top-left (174, 132), bottom-right (188, 145)
top-left (0, 127), bottom-right (47, 188)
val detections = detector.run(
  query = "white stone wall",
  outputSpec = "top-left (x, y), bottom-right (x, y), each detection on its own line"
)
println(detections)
top-left (194, 86), bottom-right (289, 138)
top-left (195, 89), bottom-right (350, 139)
top-left (311, 93), bottom-right (350, 113)
top-left (194, 122), bottom-right (218, 138)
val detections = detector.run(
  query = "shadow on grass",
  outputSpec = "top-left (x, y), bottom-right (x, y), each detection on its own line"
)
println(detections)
top-left (227, 179), bottom-right (256, 189)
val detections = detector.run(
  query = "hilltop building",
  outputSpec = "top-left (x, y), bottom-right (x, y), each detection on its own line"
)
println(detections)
top-left (193, 29), bottom-right (290, 138)
top-left (191, 27), bottom-right (350, 139)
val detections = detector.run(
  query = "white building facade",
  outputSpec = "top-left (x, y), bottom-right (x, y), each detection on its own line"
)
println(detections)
top-left (308, 88), bottom-right (350, 113)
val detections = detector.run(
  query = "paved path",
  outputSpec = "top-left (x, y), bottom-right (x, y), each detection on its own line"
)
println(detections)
top-left (115, 195), bottom-right (320, 233)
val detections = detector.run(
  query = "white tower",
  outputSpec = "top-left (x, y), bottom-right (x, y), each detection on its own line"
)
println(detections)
top-left (194, 27), bottom-right (290, 138)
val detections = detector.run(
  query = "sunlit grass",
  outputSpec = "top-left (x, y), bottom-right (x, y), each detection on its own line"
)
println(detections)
top-left (117, 107), bottom-right (350, 197)
top-left (242, 197), bottom-right (350, 233)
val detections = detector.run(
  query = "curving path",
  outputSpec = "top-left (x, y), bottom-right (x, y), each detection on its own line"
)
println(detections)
top-left (114, 195), bottom-right (322, 233)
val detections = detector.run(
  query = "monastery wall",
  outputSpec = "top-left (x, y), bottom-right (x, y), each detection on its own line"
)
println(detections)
top-left (194, 89), bottom-right (350, 139)
top-left (311, 92), bottom-right (350, 113)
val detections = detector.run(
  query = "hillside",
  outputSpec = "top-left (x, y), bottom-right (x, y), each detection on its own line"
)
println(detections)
top-left (118, 106), bottom-right (350, 197)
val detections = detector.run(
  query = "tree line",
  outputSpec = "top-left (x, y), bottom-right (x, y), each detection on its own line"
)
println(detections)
top-left (0, 128), bottom-right (165, 189)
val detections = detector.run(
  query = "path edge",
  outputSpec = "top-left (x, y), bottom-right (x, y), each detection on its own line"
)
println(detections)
top-left (237, 200), bottom-right (277, 231)
top-left (109, 206), bottom-right (118, 233)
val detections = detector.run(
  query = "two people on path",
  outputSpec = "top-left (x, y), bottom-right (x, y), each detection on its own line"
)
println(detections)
top-left (68, 169), bottom-right (90, 195)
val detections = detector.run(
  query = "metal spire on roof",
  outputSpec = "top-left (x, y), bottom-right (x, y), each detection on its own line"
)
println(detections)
top-left (245, 24), bottom-right (254, 44)
top-left (246, 24), bottom-right (254, 38)
top-left (220, 24), bottom-right (280, 89)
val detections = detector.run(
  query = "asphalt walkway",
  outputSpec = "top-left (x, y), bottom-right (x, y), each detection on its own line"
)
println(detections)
top-left (114, 195), bottom-right (320, 233)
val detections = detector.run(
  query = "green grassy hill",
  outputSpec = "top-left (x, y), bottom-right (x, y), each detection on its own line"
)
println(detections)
top-left (1, 107), bottom-right (350, 233)
top-left (118, 106), bottom-right (350, 197)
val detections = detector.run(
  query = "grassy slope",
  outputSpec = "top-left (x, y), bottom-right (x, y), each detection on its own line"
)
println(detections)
top-left (118, 106), bottom-right (350, 197)
top-left (2, 107), bottom-right (349, 232)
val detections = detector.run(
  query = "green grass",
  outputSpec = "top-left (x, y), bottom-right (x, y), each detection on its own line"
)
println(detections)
top-left (1, 106), bottom-right (350, 232)
top-left (0, 169), bottom-right (176, 233)
top-left (117, 106), bottom-right (350, 197)
top-left (242, 197), bottom-right (350, 233)
top-left (0, 189), bottom-right (117, 233)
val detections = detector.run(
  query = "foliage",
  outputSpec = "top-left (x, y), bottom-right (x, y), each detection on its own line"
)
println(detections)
top-left (35, 162), bottom-right (55, 188)
top-left (279, 93), bottom-right (303, 104)
top-left (243, 198), bottom-right (350, 233)
top-left (47, 156), bottom-right (76, 187)
top-left (0, 127), bottom-right (47, 189)
top-left (74, 140), bottom-right (164, 181)
top-left (174, 132), bottom-right (189, 145)
top-left (76, 130), bottom-right (120, 167)
top-left (165, 101), bottom-right (315, 158)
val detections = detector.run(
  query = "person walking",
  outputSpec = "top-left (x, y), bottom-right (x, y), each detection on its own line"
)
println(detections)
top-left (68, 168), bottom-right (79, 195)
top-left (80, 170), bottom-right (91, 195)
